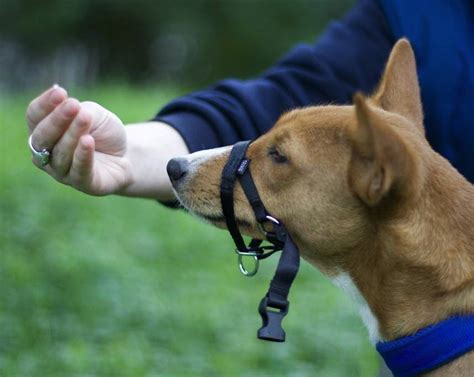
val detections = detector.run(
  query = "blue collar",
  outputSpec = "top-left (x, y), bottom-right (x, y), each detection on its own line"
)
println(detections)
top-left (376, 315), bottom-right (474, 377)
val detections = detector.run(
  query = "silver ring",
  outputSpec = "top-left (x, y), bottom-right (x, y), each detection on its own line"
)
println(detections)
top-left (28, 134), bottom-right (51, 167)
top-left (258, 215), bottom-right (281, 237)
top-left (234, 248), bottom-right (260, 257)
top-left (238, 254), bottom-right (259, 277)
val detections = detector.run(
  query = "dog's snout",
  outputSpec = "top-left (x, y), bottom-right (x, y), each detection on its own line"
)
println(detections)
top-left (167, 158), bottom-right (189, 181)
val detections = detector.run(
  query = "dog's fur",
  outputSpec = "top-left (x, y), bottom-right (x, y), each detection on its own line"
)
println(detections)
top-left (170, 40), bottom-right (474, 376)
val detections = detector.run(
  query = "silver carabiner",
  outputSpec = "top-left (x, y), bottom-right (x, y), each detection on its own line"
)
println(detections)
top-left (238, 253), bottom-right (259, 277)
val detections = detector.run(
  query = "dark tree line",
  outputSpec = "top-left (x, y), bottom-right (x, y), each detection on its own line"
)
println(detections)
top-left (1, 0), bottom-right (353, 88)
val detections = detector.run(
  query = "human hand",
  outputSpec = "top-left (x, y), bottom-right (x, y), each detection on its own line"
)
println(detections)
top-left (26, 85), bottom-right (133, 196)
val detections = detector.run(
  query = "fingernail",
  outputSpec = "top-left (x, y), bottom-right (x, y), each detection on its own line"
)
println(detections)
top-left (63, 99), bottom-right (79, 116)
top-left (49, 89), bottom-right (64, 105)
top-left (52, 83), bottom-right (60, 89)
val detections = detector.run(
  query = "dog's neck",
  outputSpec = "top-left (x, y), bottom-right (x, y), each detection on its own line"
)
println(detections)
top-left (350, 162), bottom-right (474, 337)
top-left (314, 158), bottom-right (474, 375)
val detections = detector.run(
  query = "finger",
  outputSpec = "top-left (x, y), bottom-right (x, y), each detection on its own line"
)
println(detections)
top-left (51, 108), bottom-right (92, 176)
top-left (26, 85), bottom-right (68, 131)
top-left (30, 154), bottom-right (62, 182)
top-left (70, 134), bottom-right (95, 185)
top-left (30, 98), bottom-right (81, 152)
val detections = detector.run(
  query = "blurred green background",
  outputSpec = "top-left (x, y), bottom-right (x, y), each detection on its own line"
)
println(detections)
top-left (1, 1), bottom-right (381, 376)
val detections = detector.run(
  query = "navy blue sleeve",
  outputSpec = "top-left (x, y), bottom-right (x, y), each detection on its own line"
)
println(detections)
top-left (154, 0), bottom-right (395, 153)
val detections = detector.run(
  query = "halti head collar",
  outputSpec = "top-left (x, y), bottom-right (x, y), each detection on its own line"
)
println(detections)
top-left (220, 140), bottom-right (300, 342)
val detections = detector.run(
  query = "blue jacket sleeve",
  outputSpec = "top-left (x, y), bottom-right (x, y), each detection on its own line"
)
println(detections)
top-left (154, 0), bottom-right (395, 153)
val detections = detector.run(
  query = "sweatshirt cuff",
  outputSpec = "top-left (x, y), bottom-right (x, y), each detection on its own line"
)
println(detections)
top-left (153, 111), bottom-right (221, 153)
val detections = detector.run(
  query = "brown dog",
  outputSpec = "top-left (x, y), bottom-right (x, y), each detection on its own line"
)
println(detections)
top-left (168, 39), bottom-right (474, 376)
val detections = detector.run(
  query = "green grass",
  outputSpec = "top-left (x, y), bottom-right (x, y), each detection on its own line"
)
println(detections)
top-left (0, 85), bottom-right (378, 376)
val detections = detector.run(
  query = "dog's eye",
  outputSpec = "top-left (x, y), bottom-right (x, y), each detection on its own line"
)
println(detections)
top-left (268, 147), bottom-right (288, 164)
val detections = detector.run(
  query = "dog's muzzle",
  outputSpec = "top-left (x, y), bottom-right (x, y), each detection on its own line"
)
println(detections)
top-left (220, 140), bottom-right (301, 342)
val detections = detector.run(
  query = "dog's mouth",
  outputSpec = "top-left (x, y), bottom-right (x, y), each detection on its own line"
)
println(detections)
top-left (171, 184), bottom-right (253, 229)
top-left (195, 211), bottom-right (253, 229)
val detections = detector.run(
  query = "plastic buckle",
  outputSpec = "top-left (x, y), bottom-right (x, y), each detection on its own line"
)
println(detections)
top-left (257, 296), bottom-right (289, 342)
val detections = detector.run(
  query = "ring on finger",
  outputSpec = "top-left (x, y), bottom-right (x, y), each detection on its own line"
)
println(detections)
top-left (28, 134), bottom-right (51, 167)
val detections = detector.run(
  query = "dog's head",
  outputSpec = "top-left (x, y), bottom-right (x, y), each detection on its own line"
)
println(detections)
top-left (168, 39), bottom-right (426, 267)
top-left (168, 39), bottom-right (474, 340)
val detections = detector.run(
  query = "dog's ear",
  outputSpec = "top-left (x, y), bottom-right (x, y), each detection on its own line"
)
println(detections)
top-left (348, 93), bottom-right (413, 206)
top-left (372, 39), bottom-right (424, 133)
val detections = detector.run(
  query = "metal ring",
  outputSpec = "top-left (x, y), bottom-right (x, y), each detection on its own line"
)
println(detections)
top-left (234, 248), bottom-right (260, 257)
top-left (258, 215), bottom-right (281, 236)
top-left (28, 134), bottom-right (51, 167)
top-left (238, 254), bottom-right (259, 277)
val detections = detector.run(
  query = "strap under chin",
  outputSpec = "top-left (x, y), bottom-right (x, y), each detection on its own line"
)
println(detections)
top-left (258, 234), bottom-right (300, 342)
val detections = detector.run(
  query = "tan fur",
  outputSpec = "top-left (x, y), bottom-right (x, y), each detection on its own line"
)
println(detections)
top-left (171, 39), bottom-right (474, 375)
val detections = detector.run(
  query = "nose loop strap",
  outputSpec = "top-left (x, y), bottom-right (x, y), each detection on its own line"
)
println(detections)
top-left (220, 141), bottom-right (252, 253)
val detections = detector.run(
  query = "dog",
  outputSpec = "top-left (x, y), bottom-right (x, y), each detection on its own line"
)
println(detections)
top-left (167, 39), bottom-right (474, 376)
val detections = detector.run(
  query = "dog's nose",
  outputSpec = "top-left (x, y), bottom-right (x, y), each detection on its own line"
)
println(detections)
top-left (167, 158), bottom-right (189, 181)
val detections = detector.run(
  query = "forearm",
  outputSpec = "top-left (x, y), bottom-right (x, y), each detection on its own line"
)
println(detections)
top-left (120, 121), bottom-right (189, 201)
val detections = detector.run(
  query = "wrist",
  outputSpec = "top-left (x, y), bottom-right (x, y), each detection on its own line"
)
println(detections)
top-left (117, 121), bottom-right (189, 200)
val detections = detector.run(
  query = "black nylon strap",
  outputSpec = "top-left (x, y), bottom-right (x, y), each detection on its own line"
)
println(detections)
top-left (220, 141), bottom-right (251, 252)
top-left (220, 140), bottom-right (301, 342)
top-left (267, 234), bottom-right (300, 305)
top-left (237, 161), bottom-right (267, 223)
top-left (236, 154), bottom-right (285, 250)
top-left (257, 231), bottom-right (300, 342)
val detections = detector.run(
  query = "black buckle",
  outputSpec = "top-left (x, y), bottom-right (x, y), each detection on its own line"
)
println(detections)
top-left (257, 296), bottom-right (289, 342)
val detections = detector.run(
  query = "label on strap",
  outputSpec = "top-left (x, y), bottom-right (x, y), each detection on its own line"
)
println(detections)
top-left (237, 158), bottom-right (250, 176)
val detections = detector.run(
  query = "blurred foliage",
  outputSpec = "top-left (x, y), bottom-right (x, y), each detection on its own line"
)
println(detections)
top-left (1, 0), bottom-right (354, 87)
top-left (0, 86), bottom-right (377, 376)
